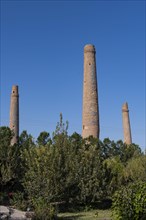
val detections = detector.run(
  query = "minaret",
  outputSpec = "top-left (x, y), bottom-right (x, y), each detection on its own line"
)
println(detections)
top-left (82, 44), bottom-right (99, 138)
top-left (122, 102), bottom-right (132, 144)
top-left (10, 85), bottom-right (19, 144)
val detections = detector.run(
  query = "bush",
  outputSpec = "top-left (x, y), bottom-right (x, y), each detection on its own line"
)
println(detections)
top-left (9, 192), bottom-right (27, 211)
top-left (0, 192), bottom-right (9, 205)
top-left (112, 181), bottom-right (146, 220)
top-left (32, 197), bottom-right (57, 220)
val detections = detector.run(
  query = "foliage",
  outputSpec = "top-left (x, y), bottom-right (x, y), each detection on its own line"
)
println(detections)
top-left (0, 126), bottom-right (13, 146)
top-left (77, 137), bottom-right (107, 204)
top-left (36, 131), bottom-right (51, 146)
top-left (0, 127), bottom-right (21, 193)
top-left (112, 181), bottom-right (146, 220)
top-left (123, 155), bottom-right (146, 183)
top-left (22, 145), bottom-right (52, 201)
top-left (0, 192), bottom-right (9, 205)
top-left (32, 198), bottom-right (57, 220)
top-left (104, 155), bottom-right (125, 195)
top-left (9, 191), bottom-right (27, 210)
top-left (19, 130), bottom-right (35, 150)
top-left (0, 118), bottom-right (144, 215)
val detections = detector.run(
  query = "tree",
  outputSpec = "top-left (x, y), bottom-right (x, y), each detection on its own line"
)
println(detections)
top-left (19, 130), bottom-right (35, 150)
top-left (103, 140), bottom-right (143, 196)
top-left (37, 131), bottom-right (51, 146)
top-left (76, 136), bottom-right (107, 205)
top-left (104, 156), bottom-right (124, 196)
top-left (52, 113), bottom-right (68, 138)
top-left (0, 127), bottom-right (20, 193)
top-left (118, 142), bottom-right (142, 163)
top-left (0, 126), bottom-right (13, 146)
top-left (112, 181), bottom-right (146, 220)
top-left (22, 114), bottom-right (71, 209)
top-left (123, 155), bottom-right (146, 183)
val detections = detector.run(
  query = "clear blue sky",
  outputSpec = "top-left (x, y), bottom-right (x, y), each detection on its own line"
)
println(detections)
top-left (0, 0), bottom-right (145, 151)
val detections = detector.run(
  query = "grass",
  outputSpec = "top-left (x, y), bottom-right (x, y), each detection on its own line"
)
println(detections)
top-left (58, 209), bottom-right (112, 219)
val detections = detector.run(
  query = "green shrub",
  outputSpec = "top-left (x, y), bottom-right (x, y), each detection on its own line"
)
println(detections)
top-left (32, 197), bottom-right (57, 220)
top-left (0, 192), bottom-right (9, 205)
top-left (10, 192), bottom-right (27, 210)
top-left (112, 181), bottom-right (146, 220)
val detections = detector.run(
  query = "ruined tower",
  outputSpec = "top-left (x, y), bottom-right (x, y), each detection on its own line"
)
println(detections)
top-left (122, 102), bottom-right (132, 145)
top-left (10, 85), bottom-right (19, 145)
top-left (82, 44), bottom-right (99, 138)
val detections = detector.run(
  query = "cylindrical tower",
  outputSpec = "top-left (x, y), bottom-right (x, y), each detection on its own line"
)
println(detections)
top-left (9, 85), bottom-right (19, 145)
top-left (82, 44), bottom-right (100, 138)
top-left (122, 102), bottom-right (132, 145)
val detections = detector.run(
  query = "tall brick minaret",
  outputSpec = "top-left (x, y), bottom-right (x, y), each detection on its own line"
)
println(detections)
top-left (122, 102), bottom-right (132, 145)
top-left (82, 44), bottom-right (100, 138)
top-left (10, 85), bottom-right (19, 145)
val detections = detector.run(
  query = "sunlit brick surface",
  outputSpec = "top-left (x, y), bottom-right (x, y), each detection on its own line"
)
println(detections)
top-left (82, 44), bottom-right (99, 138)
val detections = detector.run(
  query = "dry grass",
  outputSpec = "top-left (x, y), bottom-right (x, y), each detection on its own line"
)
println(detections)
top-left (58, 209), bottom-right (112, 219)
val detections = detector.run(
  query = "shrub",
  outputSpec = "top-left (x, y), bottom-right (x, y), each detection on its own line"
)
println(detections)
top-left (32, 197), bottom-right (57, 220)
top-left (0, 192), bottom-right (9, 205)
top-left (9, 192), bottom-right (27, 211)
top-left (112, 181), bottom-right (146, 220)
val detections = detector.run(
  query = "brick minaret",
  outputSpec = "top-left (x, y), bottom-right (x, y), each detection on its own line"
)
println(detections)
top-left (10, 85), bottom-right (19, 144)
top-left (122, 102), bottom-right (132, 144)
top-left (82, 44), bottom-right (99, 138)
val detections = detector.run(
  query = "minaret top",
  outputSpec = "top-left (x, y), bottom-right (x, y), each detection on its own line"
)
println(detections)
top-left (84, 44), bottom-right (96, 53)
top-left (122, 102), bottom-right (129, 112)
top-left (11, 85), bottom-right (19, 96)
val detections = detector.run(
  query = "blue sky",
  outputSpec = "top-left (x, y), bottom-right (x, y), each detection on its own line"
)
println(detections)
top-left (0, 0), bottom-right (145, 151)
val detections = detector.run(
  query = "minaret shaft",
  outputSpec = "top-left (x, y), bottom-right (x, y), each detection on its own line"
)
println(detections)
top-left (82, 44), bottom-right (99, 138)
top-left (10, 85), bottom-right (19, 144)
top-left (122, 102), bottom-right (132, 145)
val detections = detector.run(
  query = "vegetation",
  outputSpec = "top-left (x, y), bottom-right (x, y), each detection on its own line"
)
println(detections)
top-left (0, 114), bottom-right (145, 219)
top-left (112, 181), bottom-right (146, 220)
top-left (58, 209), bottom-right (112, 219)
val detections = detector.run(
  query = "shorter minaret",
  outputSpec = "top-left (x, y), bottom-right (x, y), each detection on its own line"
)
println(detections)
top-left (122, 102), bottom-right (132, 145)
top-left (10, 85), bottom-right (19, 145)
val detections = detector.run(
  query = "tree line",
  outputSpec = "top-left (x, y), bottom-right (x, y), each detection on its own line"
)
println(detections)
top-left (0, 114), bottom-right (146, 219)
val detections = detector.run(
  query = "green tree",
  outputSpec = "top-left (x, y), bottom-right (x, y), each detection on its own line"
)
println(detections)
top-left (123, 155), bottom-right (146, 183)
top-left (112, 181), bottom-right (146, 220)
top-left (0, 127), bottom-right (20, 194)
top-left (19, 130), bottom-right (35, 150)
top-left (104, 156), bottom-right (124, 196)
top-left (37, 131), bottom-right (51, 146)
top-left (103, 140), bottom-right (142, 196)
top-left (22, 114), bottom-right (71, 209)
top-left (118, 142), bottom-right (142, 163)
top-left (76, 136), bottom-right (107, 205)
